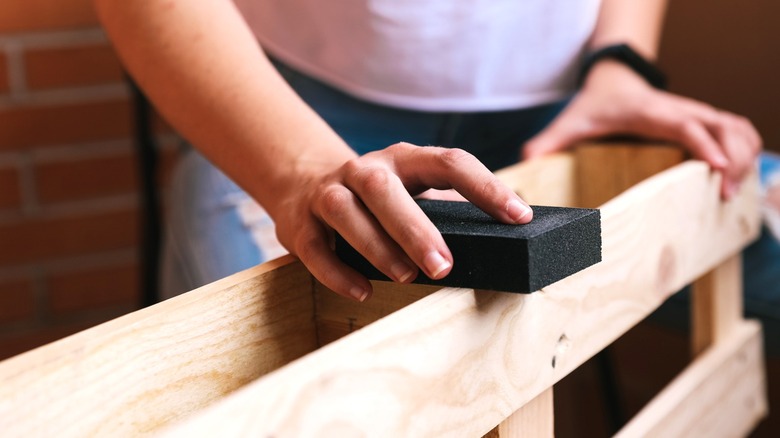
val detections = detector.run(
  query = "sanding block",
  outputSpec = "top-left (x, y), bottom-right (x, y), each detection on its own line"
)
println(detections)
top-left (335, 200), bottom-right (601, 293)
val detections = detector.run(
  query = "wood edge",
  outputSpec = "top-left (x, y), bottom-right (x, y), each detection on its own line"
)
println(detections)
top-left (0, 254), bottom-right (319, 436)
top-left (616, 320), bottom-right (767, 438)
top-left (0, 254), bottom-right (311, 375)
top-left (159, 160), bottom-right (762, 437)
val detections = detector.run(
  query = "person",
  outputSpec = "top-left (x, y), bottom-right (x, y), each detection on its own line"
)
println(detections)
top-left (93, 0), bottom-right (763, 301)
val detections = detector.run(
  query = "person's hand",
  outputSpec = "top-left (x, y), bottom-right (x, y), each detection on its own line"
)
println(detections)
top-left (523, 61), bottom-right (762, 199)
top-left (270, 142), bottom-right (533, 301)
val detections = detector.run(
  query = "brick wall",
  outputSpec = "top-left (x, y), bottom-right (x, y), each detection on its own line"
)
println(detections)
top-left (0, 0), bottom-right (176, 360)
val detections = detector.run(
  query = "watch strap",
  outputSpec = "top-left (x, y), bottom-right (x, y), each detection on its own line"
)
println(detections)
top-left (577, 43), bottom-right (668, 90)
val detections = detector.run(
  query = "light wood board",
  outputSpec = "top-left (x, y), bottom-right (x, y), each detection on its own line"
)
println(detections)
top-left (616, 320), bottom-right (766, 438)
top-left (0, 256), bottom-right (317, 437)
top-left (157, 160), bottom-right (761, 437)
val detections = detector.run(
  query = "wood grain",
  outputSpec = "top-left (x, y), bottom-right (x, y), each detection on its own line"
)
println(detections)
top-left (575, 143), bottom-right (686, 208)
top-left (0, 256), bottom-right (317, 437)
top-left (487, 388), bottom-right (554, 437)
top-left (0, 149), bottom-right (764, 437)
top-left (616, 321), bottom-right (767, 438)
top-left (158, 161), bottom-right (761, 437)
top-left (691, 255), bottom-right (744, 356)
top-left (494, 151), bottom-right (576, 207)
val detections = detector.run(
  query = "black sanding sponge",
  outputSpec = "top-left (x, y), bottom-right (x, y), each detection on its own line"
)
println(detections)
top-left (335, 200), bottom-right (601, 293)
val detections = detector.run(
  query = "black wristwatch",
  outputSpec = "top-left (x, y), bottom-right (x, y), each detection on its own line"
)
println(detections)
top-left (577, 43), bottom-right (667, 90)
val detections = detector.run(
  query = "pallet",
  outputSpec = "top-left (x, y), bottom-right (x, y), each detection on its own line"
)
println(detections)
top-left (0, 144), bottom-right (767, 437)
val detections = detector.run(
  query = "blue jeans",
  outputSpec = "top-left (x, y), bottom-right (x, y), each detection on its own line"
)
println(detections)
top-left (161, 60), bottom-right (780, 330)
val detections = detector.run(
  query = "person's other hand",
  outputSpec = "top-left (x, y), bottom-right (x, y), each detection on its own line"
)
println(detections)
top-left (272, 142), bottom-right (533, 301)
top-left (523, 61), bottom-right (762, 199)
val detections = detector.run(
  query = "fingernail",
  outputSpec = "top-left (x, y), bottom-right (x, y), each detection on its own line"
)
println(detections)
top-left (507, 199), bottom-right (532, 223)
top-left (391, 262), bottom-right (415, 283)
top-left (350, 286), bottom-right (369, 302)
top-left (423, 251), bottom-right (451, 279)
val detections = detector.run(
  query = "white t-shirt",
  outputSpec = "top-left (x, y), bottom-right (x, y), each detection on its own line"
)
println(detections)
top-left (234, 0), bottom-right (602, 112)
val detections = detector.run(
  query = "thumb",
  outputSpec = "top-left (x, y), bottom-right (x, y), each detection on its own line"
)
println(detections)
top-left (522, 118), bottom-right (588, 160)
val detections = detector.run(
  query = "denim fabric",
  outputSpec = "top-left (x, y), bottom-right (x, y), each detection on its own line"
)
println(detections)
top-left (745, 152), bottom-right (780, 320)
top-left (160, 149), bottom-right (262, 298)
top-left (271, 59), bottom-right (566, 171)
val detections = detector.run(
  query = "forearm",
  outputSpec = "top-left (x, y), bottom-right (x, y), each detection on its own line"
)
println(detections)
top-left (589, 0), bottom-right (668, 58)
top-left (93, 0), bottom-right (355, 217)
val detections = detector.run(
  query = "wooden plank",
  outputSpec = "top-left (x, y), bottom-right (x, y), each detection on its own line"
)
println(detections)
top-left (0, 256), bottom-right (318, 437)
top-left (616, 321), bottom-right (767, 438)
top-left (575, 143), bottom-right (685, 208)
top-left (494, 151), bottom-right (576, 207)
top-left (314, 143), bottom-right (679, 379)
top-left (315, 281), bottom-right (440, 346)
top-left (159, 161), bottom-right (761, 437)
top-left (485, 388), bottom-right (554, 437)
top-left (691, 255), bottom-right (743, 356)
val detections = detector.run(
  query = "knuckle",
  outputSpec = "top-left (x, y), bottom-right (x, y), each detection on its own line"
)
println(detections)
top-left (699, 102), bottom-right (718, 116)
top-left (341, 157), bottom-right (363, 176)
top-left (436, 148), bottom-right (473, 170)
top-left (383, 142), bottom-right (415, 157)
top-left (476, 177), bottom-right (503, 198)
top-left (317, 184), bottom-right (353, 220)
top-left (389, 141), bottom-right (414, 151)
top-left (358, 238), bottom-right (382, 259)
top-left (355, 167), bottom-right (393, 197)
top-left (718, 112), bottom-right (738, 130)
top-left (294, 233), bottom-right (319, 262)
top-left (678, 119), bottom-right (701, 139)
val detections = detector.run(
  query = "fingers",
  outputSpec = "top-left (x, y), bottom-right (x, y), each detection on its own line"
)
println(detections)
top-left (314, 183), bottom-right (419, 283)
top-left (353, 145), bottom-right (532, 280)
top-left (343, 160), bottom-right (454, 280)
top-left (305, 143), bottom-right (533, 291)
top-left (291, 221), bottom-right (373, 302)
top-left (711, 113), bottom-right (762, 197)
top-left (389, 144), bottom-right (533, 224)
top-left (522, 105), bottom-right (595, 160)
top-left (516, 71), bottom-right (762, 202)
top-left (673, 117), bottom-right (728, 169)
top-left (656, 95), bottom-right (762, 199)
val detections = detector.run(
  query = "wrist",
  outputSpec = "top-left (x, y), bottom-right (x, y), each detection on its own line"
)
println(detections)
top-left (581, 59), bottom-right (653, 92)
top-left (577, 43), bottom-right (667, 90)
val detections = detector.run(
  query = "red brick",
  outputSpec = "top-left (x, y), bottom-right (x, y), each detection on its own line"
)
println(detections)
top-left (36, 153), bottom-right (138, 203)
top-left (0, 0), bottom-right (98, 33)
top-left (0, 278), bottom-right (36, 324)
top-left (0, 209), bottom-right (138, 266)
top-left (0, 100), bottom-right (131, 151)
top-left (0, 166), bottom-right (22, 209)
top-left (0, 54), bottom-right (9, 93)
top-left (48, 263), bottom-right (138, 315)
top-left (25, 45), bottom-right (124, 90)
